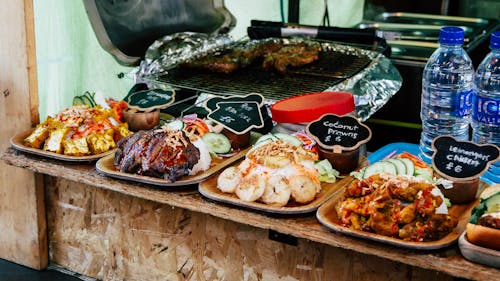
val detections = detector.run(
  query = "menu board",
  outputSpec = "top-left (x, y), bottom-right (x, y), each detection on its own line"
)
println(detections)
top-left (205, 93), bottom-right (265, 134)
top-left (123, 84), bottom-right (175, 111)
top-left (207, 101), bottom-right (263, 134)
top-left (306, 114), bottom-right (371, 152)
top-left (204, 93), bottom-right (264, 111)
top-left (432, 136), bottom-right (500, 180)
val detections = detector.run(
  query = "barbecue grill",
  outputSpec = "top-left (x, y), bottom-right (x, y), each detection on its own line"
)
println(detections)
top-left (150, 48), bottom-right (371, 101)
top-left (84, 0), bottom-right (401, 122)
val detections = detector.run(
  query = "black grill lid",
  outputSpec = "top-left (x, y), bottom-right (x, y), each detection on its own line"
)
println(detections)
top-left (83, 0), bottom-right (236, 66)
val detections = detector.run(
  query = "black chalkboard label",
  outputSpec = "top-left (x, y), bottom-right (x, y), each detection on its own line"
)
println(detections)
top-left (124, 88), bottom-right (175, 111)
top-left (306, 114), bottom-right (371, 152)
top-left (432, 136), bottom-right (500, 180)
top-left (207, 101), bottom-right (264, 134)
top-left (204, 93), bottom-right (264, 112)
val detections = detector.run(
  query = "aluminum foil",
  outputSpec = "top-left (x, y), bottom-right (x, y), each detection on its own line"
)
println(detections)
top-left (137, 32), bottom-right (234, 77)
top-left (135, 32), bottom-right (402, 121)
top-left (320, 43), bottom-right (403, 121)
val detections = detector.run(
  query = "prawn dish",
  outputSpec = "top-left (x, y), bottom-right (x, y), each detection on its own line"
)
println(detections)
top-left (335, 173), bottom-right (458, 242)
top-left (23, 105), bottom-right (130, 156)
top-left (217, 135), bottom-right (322, 206)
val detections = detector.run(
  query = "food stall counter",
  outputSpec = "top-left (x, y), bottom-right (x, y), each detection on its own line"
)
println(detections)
top-left (2, 147), bottom-right (498, 281)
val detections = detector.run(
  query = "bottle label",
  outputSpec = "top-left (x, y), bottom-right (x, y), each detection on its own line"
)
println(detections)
top-left (453, 90), bottom-right (473, 117)
top-left (473, 94), bottom-right (500, 125)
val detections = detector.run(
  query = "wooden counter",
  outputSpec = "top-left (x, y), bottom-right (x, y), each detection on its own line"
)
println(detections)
top-left (2, 147), bottom-right (499, 281)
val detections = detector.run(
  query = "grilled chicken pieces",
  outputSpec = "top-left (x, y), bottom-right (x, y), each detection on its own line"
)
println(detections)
top-left (335, 174), bottom-right (458, 242)
top-left (114, 128), bottom-right (200, 182)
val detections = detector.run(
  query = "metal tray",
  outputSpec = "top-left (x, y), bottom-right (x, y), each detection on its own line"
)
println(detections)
top-left (374, 12), bottom-right (491, 27)
top-left (357, 12), bottom-right (499, 62)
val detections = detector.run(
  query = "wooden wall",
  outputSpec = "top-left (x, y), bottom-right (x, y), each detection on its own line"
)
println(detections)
top-left (46, 176), bottom-right (453, 281)
top-left (0, 0), bottom-right (47, 269)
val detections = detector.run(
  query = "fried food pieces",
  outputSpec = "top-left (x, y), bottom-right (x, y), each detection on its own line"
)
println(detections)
top-left (335, 174), bottom-right (458, 242)
top-left (217, 139), bottom-right (321, 206)
top-left (24, 105), bottom-right (130, 156)
top-left (182, 41), bottom-right (321, 74)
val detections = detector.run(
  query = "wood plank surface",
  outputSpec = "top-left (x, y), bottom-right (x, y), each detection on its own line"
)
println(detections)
top-left (44, 177), bottom-right (451, 281)
top-left (0, 0), bottom-right (47, 269)
top-left (2, 148), bottom-right (499, 281)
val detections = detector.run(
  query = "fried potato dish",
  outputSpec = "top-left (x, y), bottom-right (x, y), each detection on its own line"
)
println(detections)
top-left (24, 105), bottom-right (130, 156)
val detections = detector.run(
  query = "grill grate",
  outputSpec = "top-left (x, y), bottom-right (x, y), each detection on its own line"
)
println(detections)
top-left (154, 51), bottom-right (371, 101)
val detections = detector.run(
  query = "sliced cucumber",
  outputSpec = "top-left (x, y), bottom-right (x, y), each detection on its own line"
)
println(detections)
top-left (273, 133), bottom-right (302, 147)
top-left (350, 167), bottom-right (366, 181)
top-left (255, 133), bottom-right (278, 144)
top-left (363, 161), bottom-right (397, 178)
top-left (82, 91), bottom-right (97, 107)
top-left (166, 120), bottom-right (184, 131)
top-left (386, 158), bottom-right (407, 175)
top-left (398, 158), bottom-right (415, 176)
top-left (202, 132), bottom-right (232, 154)
top-left (72, 96), bottom-right (86, 106)
top-left (73, 93), bottom-right (95, 107)
top-left (414, 166), bottom-right (433, 182)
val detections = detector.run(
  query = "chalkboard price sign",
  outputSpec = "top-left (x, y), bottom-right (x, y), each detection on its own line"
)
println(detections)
top-left (306, 114), bottom-right (371, 152)
top-left (207, 101), bottom-right (264, 134)
top-left (204, 93), bottom-right (264, 112)
top-left (432, 136), bottom-right (500, 180)
top-left (124, 88), bottom-right (175, 112)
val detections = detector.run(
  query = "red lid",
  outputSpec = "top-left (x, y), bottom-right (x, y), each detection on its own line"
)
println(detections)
top-left (271, 92), bottom-right (355, 123)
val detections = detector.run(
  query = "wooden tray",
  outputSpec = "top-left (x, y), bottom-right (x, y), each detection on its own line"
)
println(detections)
top-left (198, 167), bottom-right (353, 214)
top-left (96, 148), bottom-right (249, 187)
top-left (10, 129), bottom-right (114, 162)
top-left (459, 231), bottom-right (500, 268)
top-left (316, 190), bottom-right (478, 250)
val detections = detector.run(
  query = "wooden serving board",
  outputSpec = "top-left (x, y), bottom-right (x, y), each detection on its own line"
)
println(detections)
top-left (96, 148), bottom-right (249, 187)
top-left (10, 129), bottom-right (114, 162)
top-left (198, 167), bottom-right (353, 214)
top-left (316, 190), bottom-right (478, 250)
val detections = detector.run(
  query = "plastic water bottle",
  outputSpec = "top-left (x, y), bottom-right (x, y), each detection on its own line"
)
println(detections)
top-left (472, 31), bottom-right (500, 181)
top-left (419, 26), bottom-right (474, 162)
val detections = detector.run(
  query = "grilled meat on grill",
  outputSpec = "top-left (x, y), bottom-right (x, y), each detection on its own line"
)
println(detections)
top-left (114, 128), bottom-right (200, 182)
top-left (181, 41), bottom-right (321, 74)
top-left (262, 42), bottom-right (321, 74)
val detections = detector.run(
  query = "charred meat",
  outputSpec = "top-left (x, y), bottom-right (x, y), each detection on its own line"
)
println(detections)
top-left (181, 41), bottom-right (321, 74)
top-left (262, 42), bottom-right (321, 74)
top-left (114, 128), bottom-right (200, 182)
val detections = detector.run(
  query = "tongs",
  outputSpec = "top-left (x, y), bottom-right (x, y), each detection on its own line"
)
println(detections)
top-left (247, 20), bottom-right (390, 57)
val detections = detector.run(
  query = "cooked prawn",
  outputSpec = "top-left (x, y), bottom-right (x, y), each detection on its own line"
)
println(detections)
top-left (217, 166), bottom-right (241, 193)
top-left (260, 175), bottom-right (291, 207)
top-left (289, 175), bottom-right (320, 204)
top-left (235, 173), bottom-right (266, 202)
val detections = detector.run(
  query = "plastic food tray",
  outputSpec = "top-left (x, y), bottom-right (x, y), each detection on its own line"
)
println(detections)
top-left (367, 142), bottom-right (498, 185)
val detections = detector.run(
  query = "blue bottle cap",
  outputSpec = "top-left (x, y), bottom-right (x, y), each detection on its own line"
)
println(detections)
top-left (439, 26), bottom-right (465, 45)
top-left (490, 30), bottom-right (500, 49)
